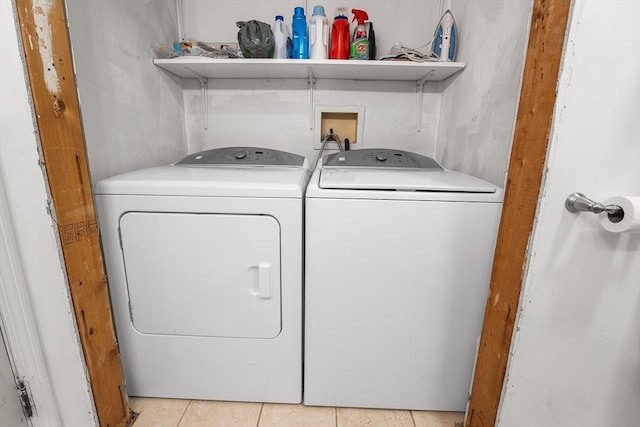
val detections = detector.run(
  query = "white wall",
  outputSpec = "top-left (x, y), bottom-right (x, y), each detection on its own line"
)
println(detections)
top-left (182, 0), bottom-right (447, 161)
top-left (65, 0), bottom-right (530, 184)
top-left (183, 0), bottom-right (447, 64)
top-left (0, 0), bottom-right (97, 425)
top-left (66, 0), bottom-right (186, 183)
top-left (181, 0), bottom-right (530, 178)
top-left (497, 1), bottom-right (640, 426)
top-left (437, 0), bottom-right (532, 186)
top-left (184, 78), bottom-right (442, 161)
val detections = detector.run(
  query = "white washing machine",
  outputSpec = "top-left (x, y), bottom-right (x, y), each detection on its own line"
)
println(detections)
top-left (94, 147), bottom-right (310, 403)
top-left (304, 149), bottom-right (503, 411)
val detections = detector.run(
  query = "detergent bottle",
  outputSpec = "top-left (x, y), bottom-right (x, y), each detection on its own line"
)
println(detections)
top-left (329, 7), bottom-right (350, 59)
top-left (349, 9), bottom-right (369, 60)
top-left (292, 7), bottom-right (309, 59)
top-left (273, 15), bottom-right (290, 59)
top-left (309, 6), bottom-right (329, 59)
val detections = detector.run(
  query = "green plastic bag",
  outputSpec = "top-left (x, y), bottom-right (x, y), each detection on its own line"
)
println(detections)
top-left (236, 20), bottom-right (275, 58)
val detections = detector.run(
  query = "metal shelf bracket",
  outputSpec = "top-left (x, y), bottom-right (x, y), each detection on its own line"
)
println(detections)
top-left (416, 74), bottom-right (430, 133)
top-left (308, 67), bottom-right (316, 130)
top-left (186, 67), bottom-right (209, 131)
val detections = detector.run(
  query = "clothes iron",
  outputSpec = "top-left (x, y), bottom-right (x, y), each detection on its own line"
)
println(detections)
top-left (430, 9), bottom-right (457, 62)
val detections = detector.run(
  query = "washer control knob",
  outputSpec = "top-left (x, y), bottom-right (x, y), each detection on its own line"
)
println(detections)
top-left (375, 152), bottom-right (389, 161)
top-left (234, 150), bottom-right (247, 159)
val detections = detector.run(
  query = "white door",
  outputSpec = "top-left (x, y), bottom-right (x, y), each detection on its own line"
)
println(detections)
top-left (497, 1), bottom-right (640, 426)
top-left (120, 212), bottom-right (282, 339)
top-left (0, 330), bottom-right (28, 426)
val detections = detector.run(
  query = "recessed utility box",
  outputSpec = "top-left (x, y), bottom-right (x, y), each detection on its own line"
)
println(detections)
top-left (314, 106), bottom-right (365, 149)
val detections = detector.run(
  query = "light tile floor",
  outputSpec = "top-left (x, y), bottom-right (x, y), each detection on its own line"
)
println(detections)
top-left (130, 397), bottom-right (465, 427)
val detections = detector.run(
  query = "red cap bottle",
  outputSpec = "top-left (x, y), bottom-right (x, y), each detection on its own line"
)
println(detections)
top-left (329, 7), bottom-right (350, 59)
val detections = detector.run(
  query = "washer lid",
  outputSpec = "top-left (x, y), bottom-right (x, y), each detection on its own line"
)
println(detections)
top-left (323, 149), bottom-right (443, 170)
top-left (177, 147), bottom-right (306, 167)
top-left (319, 168), bottom-right (497, 192)
top-left (319, 149), bottom-right (495, 193)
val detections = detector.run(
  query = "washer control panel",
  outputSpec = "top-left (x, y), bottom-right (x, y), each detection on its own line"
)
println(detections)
top-left (176, 147), bottom-right (305, 167)
top-left (324, 149), bottom-right (443, 170)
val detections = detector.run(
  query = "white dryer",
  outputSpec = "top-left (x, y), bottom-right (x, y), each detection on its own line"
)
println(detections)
top-left (95, 147), bottom-right (310, 403)
top-left (304, 149), bottom-right (503, 411)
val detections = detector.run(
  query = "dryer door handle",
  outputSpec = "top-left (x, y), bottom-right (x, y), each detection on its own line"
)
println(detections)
top-left (258, 262), bottom-right (272, 300)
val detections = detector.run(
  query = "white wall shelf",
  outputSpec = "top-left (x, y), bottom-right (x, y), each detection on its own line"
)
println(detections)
top-left (154, 58), bottom-right (465, 132)
top-left (153, 58), bottom-right (465, 82)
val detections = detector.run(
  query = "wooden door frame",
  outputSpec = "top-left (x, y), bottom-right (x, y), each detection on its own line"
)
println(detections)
top-left (465, 0), bottom-right (572, 425)
top-left (14, 0), bottom-right (130, 426)
top-left (12, 0), bottom-right (570, 425)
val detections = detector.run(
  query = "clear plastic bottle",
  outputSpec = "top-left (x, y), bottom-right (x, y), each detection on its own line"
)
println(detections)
top-left (292, 7), bottom-right (309, 59)
top-left (273, 15), bottom-right (289, 59)
top-left (309, 6), bottom-right (329, 59)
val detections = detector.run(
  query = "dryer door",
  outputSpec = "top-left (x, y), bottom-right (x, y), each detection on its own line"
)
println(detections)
top-left (119, 212), bottom-right (281, 339)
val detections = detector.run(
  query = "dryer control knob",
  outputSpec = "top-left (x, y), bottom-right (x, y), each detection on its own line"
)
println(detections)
top-left (234, 150), bottom-right (247, 159)
top-left (375, 152), bottom-right (389, 161)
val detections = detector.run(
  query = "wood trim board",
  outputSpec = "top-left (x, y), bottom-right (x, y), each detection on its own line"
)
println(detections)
top-left (14, 0), bottom-right (131, 426)
top-left (465, 0), bottom-right (572, 425)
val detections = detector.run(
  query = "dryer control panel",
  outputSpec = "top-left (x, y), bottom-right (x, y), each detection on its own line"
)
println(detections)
top-left (324, 149), bottom-right (443, 170)
top-left (177, 147), bottom-right (306, 167)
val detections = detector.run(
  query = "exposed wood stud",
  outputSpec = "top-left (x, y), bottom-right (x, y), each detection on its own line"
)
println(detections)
top-left (14, 1), bottom-right (131, 426)
top-left (465, 0), bottom-right (572, 426)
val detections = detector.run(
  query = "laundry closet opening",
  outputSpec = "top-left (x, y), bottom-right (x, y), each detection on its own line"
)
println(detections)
top-left (61, 0), bottom-right (533, 422)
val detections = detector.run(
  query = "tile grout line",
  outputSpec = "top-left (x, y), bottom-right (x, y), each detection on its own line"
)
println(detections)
top-left (410, 410), bottom-right (417, 427)
top-left (334, 406), bottom-right (338, 427)
top-left (255, 403), bottom-right (264, 427)
top-left (175, 399), bottom-right (193, 427)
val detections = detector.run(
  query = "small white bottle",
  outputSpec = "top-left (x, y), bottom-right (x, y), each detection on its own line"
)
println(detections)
top-left (309, 6), bottom-right (329, 59)
top-left (273, 15), bottom-right (289, 59)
